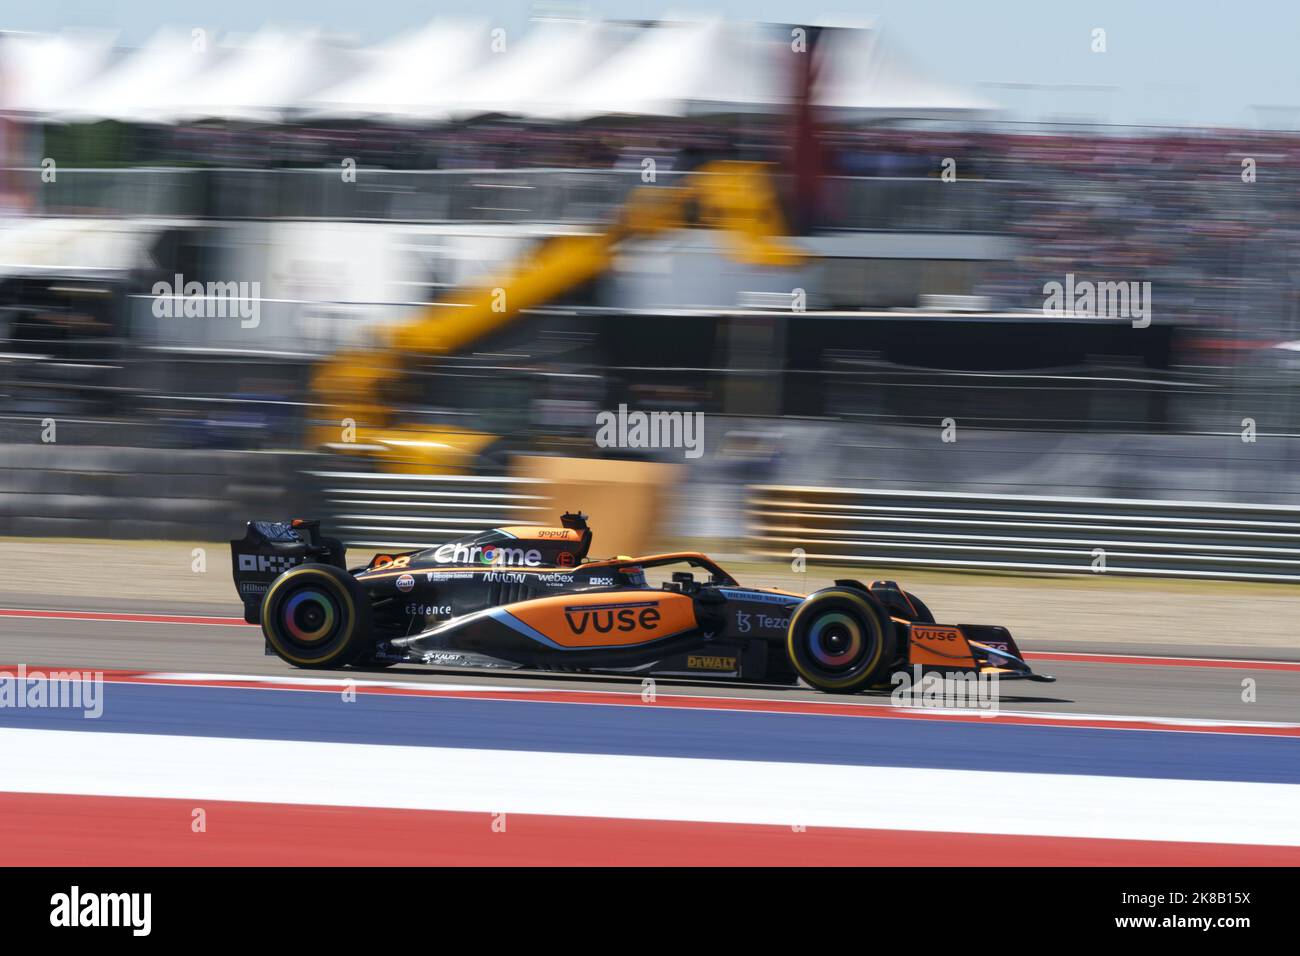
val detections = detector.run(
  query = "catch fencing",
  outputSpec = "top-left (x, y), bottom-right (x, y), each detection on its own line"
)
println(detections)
top-left (13, 166), bottom-right (1012, 232)
top-left (747, 484), bottom-right (1300, 582)
top-left (0, 444), bottom-right (307, 540)
top-left (307, 470), bottom-right (551, 551)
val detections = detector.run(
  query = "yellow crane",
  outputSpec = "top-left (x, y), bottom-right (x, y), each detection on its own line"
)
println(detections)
top-left (309, 160), bottom-right (804, 473)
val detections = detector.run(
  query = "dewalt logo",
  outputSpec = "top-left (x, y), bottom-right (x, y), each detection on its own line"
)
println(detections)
top-left (687, 655), bottom-right (737, 671)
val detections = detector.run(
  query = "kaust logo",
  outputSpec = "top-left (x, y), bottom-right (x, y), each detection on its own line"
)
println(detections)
top-left (563, 602), bottom-right (661, 634)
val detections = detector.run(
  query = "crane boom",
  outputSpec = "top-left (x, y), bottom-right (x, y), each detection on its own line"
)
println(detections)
top-left (309, 161), bottom-right (803, 469)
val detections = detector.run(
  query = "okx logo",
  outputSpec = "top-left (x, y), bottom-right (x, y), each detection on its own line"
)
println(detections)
top-left (563, 601), bottom-right (661, 635)
top-left (238, 553), bottom-right (300, 574)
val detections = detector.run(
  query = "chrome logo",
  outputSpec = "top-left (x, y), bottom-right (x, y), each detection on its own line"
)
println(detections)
top-left (808, 611), bottom-right (863, 667)
top-left (282, 589), bottom-right (336, 643)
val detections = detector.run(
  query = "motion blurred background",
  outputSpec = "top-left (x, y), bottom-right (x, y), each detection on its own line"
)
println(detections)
top-left (3, 7), bottom-right (1300, 579)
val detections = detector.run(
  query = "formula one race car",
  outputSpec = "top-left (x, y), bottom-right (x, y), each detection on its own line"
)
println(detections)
top-left (231, 513), bottom-right (1053, 693)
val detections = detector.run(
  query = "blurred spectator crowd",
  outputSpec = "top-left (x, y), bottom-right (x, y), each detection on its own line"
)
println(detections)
top-left (15, 117), bottom-right (1300, 345)
top-left (136, 120), bottom-right (1300, 337)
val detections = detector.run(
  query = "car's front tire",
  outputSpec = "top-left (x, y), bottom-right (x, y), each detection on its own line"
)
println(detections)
top-left (261, 563), bottom-right (372, 668)
top-left (785, 588), bottom-right (896, 693)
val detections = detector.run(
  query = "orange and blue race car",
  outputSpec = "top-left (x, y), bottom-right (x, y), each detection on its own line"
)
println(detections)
top-left (231, 512), bottom-right (1053, 692)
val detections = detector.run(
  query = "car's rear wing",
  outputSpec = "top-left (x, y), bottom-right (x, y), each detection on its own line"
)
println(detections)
top-left (230, 519), bottom-right (347, 623)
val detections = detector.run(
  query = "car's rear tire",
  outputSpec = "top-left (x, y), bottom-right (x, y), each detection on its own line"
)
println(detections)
top-left (786, 588), bottom-right (896, 693)
top-left (261, 563), bottom-right (371, 668)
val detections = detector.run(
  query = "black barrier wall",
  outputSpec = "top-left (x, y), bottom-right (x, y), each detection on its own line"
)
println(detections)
top-left (0, 445), bottom-right (316, 540)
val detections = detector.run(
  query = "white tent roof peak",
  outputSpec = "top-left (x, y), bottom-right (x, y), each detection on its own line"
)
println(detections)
top-left (814, 22), bottom-right (1000, 118)
top-left (54, 27), bottom-right (220, 123)
top-left (443, 18), bottom-right (627, 121)
top-left (301, 18), bottom-right (492, 121)
top-left (0, 30), bottom-right (119, 116)
top-left (163, 26), bottom-right (354, 124)
top-left (555, 17), bottom-right (785, 120)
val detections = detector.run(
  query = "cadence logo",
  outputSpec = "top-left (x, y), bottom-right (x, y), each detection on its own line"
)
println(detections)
top-left (50, 886), bottom-right (151, 936)
top-left (564, 601), bottom-right (661, 634)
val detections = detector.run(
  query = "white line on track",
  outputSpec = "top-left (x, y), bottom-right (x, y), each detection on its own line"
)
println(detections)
top-left (2, 728), bottom-right (1297, 846)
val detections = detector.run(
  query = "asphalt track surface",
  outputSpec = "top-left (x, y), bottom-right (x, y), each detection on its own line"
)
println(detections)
top-left (2, 592), bottom-right (1298, 724)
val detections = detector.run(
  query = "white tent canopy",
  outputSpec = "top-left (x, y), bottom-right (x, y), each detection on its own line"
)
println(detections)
top-left (0, 31), bottom-right (118, 116)
top-left (54, 27), bottom-right (217, 124)
top-left (162, 27), bottom-right (351, 124)
top-left (815, 22), bottom-right (999, 119)
top-left (301, 19), bottom-right (490, 121)
top-left (553, 18), bottom-right (785, 120)
top-left (441, 19), bottom-right (626, 121)
top-left (1, 19), bottom-right (998, 125)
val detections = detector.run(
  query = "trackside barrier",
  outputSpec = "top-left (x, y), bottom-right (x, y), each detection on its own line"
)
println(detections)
top-left (305, 471), bottom-right (552, 551)
top-left (12, 166), bottom-right (1012, 232)
top-left (0, 444), bottom-right (307, 540)
top-left (747, 485), bottom-right (1300, 583)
